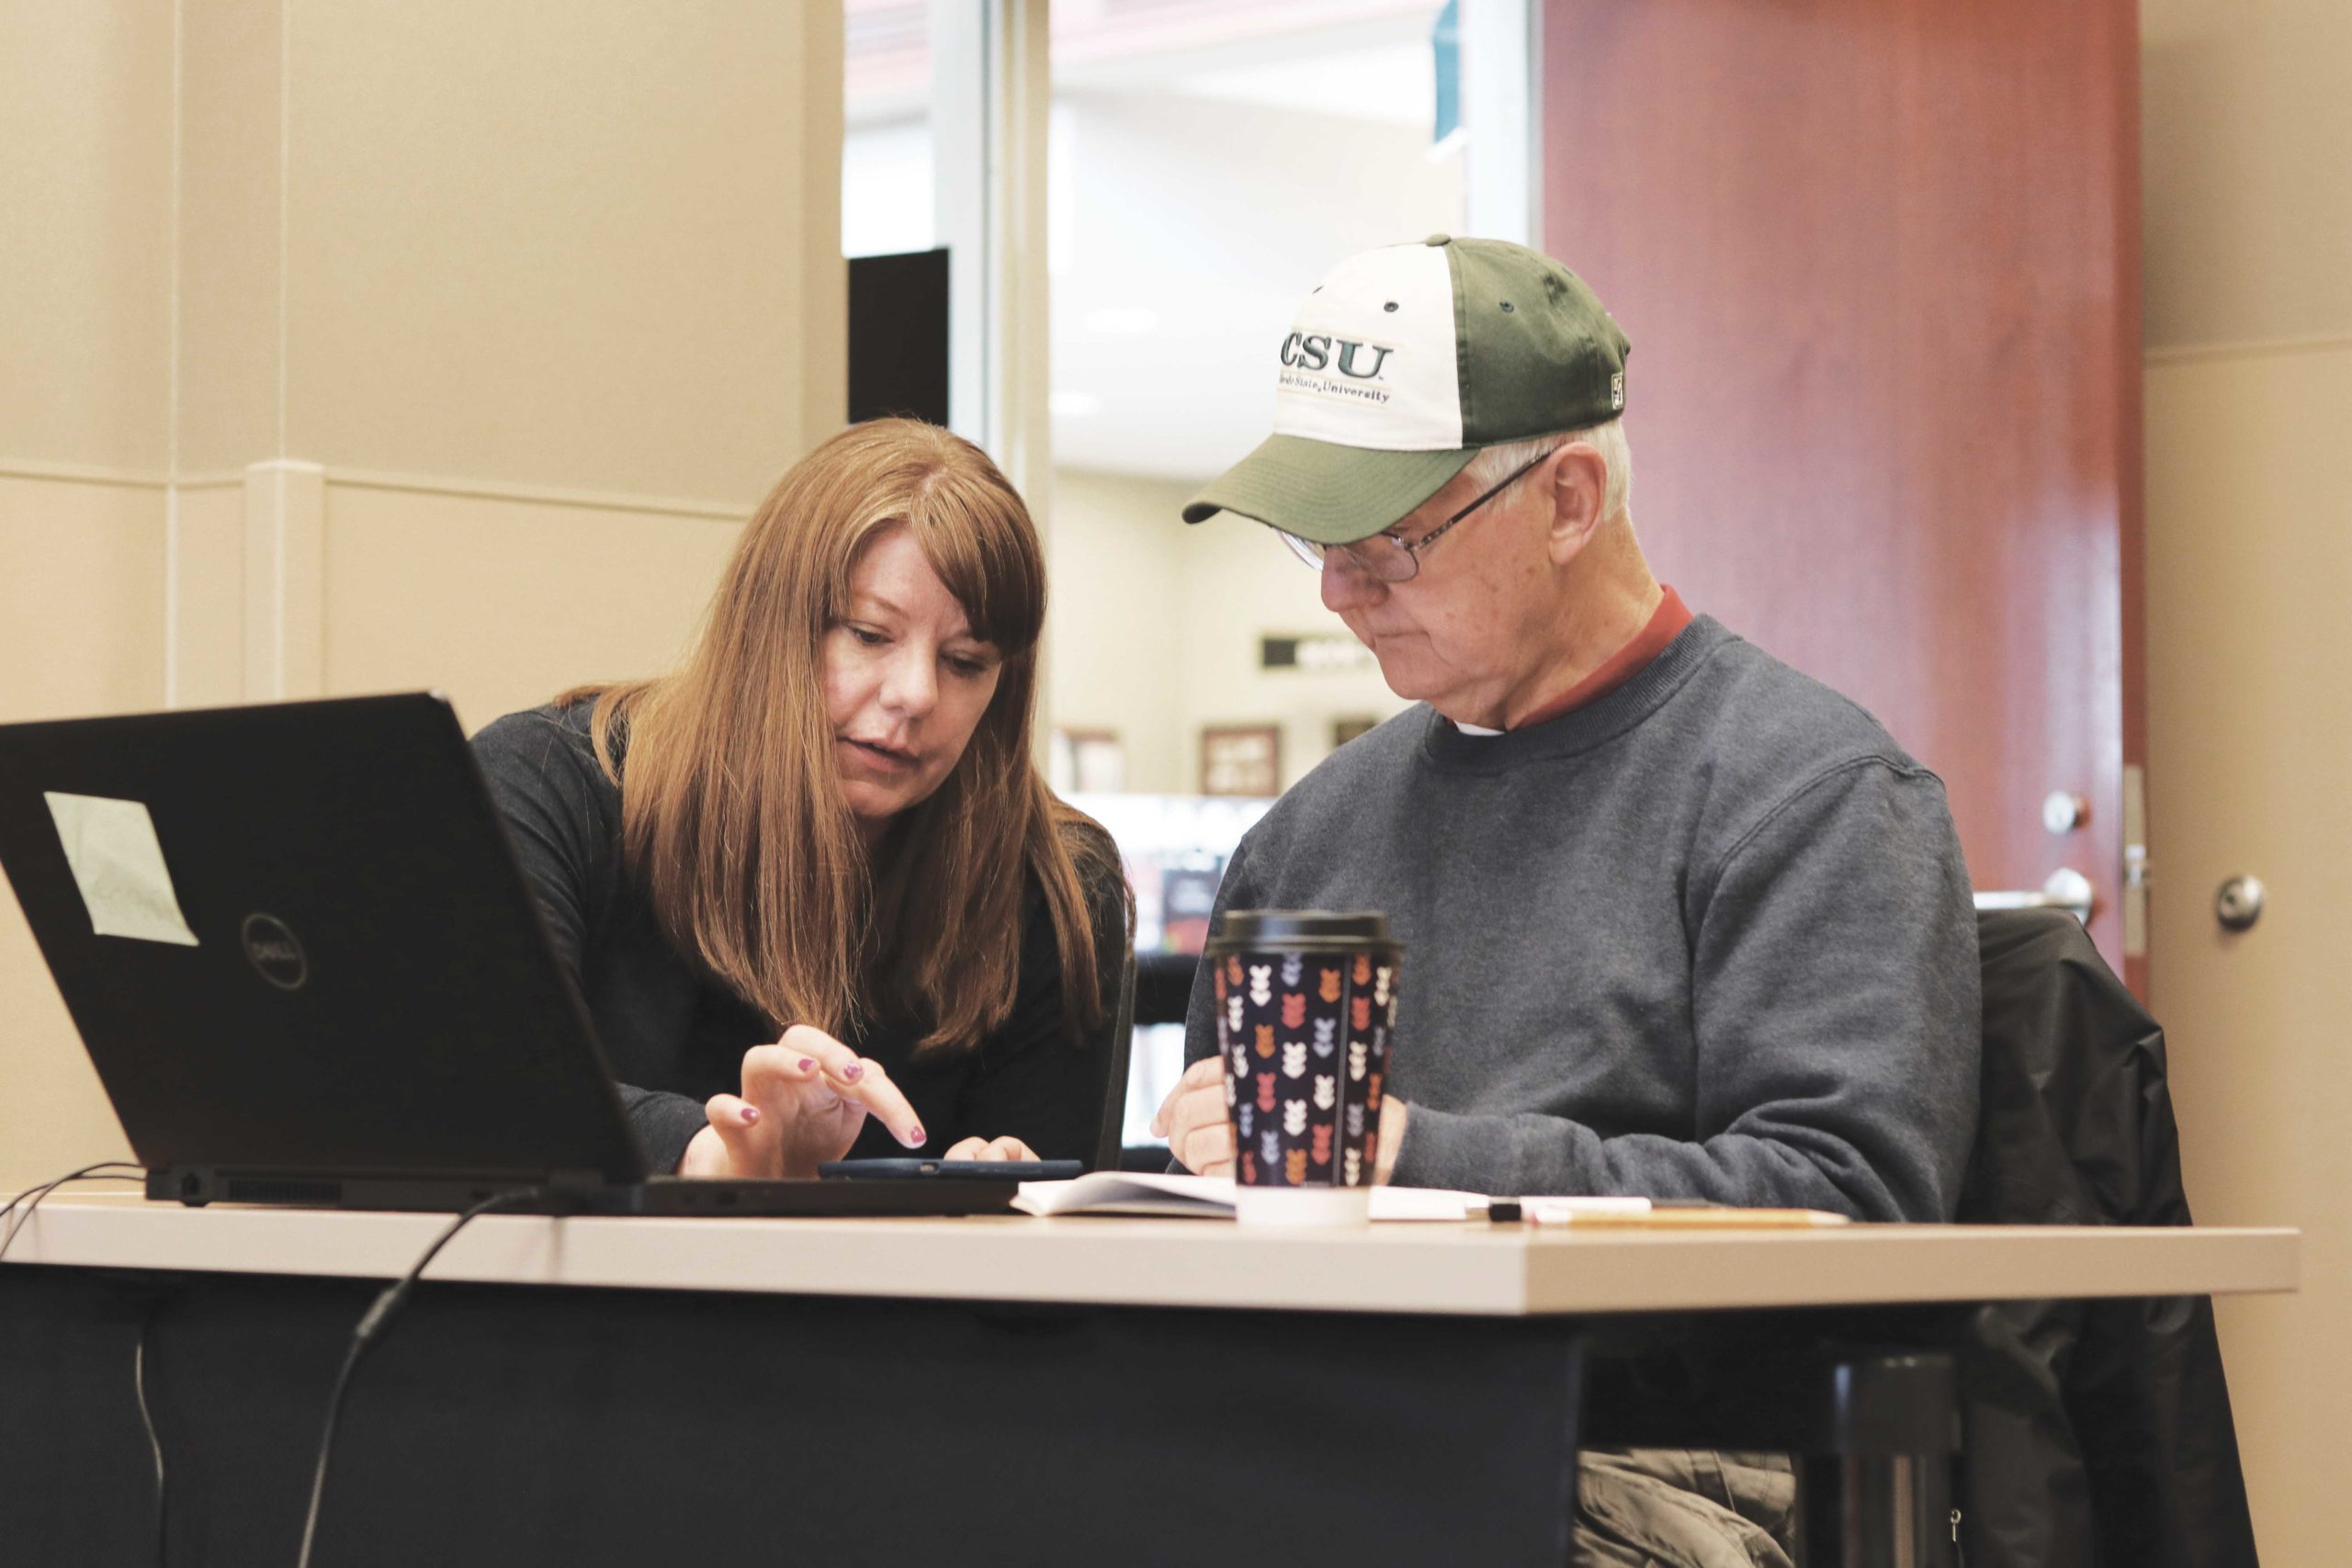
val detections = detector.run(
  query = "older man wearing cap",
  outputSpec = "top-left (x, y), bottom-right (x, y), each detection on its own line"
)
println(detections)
top-left (1151, 235), bottom-right (1979, 1562)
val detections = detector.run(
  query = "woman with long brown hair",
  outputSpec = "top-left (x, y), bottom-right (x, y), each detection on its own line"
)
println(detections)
top-left (471, 420), bottom-right (1129, 1177)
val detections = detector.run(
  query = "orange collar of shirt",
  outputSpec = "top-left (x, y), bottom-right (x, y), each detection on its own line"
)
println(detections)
top-left (1485, 585), bottom-right (1694, 733)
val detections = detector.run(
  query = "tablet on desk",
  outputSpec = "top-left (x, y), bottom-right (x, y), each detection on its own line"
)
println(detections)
top-left (821, 1158), bottom-right (1085, 1182)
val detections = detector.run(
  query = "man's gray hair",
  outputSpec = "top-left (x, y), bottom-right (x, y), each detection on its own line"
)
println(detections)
top-left (1462, 419), bottom-right (1633, 525)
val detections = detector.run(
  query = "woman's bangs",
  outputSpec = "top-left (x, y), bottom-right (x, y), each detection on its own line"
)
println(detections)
top-left (911, 481), bottom-right (1043, 654)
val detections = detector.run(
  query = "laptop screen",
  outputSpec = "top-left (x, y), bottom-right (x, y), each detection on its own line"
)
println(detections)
top-left (0, 694), bottom-right (647, 1187)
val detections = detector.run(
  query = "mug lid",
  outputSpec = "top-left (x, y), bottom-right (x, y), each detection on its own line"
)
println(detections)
top-left (1209, 909), bottom-right (1393, 946)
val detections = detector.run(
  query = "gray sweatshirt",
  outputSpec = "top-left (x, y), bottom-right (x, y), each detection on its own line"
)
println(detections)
top-left (1182, 615), bottom-right (1980, 1220)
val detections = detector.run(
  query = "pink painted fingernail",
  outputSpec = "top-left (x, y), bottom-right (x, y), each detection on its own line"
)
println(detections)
top-left (740, 1106), bottom-right (761, 1125)
top-left (797, 1057), bottom-right (816, 1072)
top-left (842, 1061), bottom-right (865, 1082)
top-left (905, 1126), bottom-right (925, 1146)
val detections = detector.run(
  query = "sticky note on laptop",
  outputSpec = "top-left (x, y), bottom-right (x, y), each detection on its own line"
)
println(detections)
top-left (44, 792), bottom-right (199, 946)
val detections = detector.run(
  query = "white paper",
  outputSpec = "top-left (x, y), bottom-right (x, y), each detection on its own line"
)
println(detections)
top-left (1012, 1173), bottom-right (1655, 1224)
top-left (43, 792), bottom-right (199, 946)
top-left (1013, 1171), bottom-right (1235, 1218)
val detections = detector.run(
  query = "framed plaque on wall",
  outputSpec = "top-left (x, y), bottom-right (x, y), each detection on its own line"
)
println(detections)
top-left (1199, 725), bottom-right (1280, 796)
top-left (1050, 727), bottom-right (1125, 795)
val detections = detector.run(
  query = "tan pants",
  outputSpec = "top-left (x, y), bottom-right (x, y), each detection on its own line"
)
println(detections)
top-left (1569, 1449), bottom-right (1800, 1568)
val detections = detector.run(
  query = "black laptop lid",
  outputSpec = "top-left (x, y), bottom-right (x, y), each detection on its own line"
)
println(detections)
top-left (0, 694), bottom-right (647, 1184)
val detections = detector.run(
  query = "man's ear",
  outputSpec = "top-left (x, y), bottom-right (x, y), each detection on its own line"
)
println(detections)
top-left (1544, 442), bottom-right (1610, 566)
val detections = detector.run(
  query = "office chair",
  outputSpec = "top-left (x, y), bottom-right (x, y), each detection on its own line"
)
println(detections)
top-left (1089, 947), bottom-right (1136, 1172)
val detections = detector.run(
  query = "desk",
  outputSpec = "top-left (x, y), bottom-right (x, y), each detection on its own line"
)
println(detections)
top-left (2, 1200), bottom-right (2297, 1566)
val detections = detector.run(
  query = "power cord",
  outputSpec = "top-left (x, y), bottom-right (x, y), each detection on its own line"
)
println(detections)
top-left (0, 1162), bottom-right (147, 1263)
top-left (134, 1299), bottom-right (170, 1568)
top-left (294, 1189), bottom-right (547, 1568)
top-left (5, 1171), bottom-right (544, 1566)
top-left (1, 1164), bottom-right (162, 1561)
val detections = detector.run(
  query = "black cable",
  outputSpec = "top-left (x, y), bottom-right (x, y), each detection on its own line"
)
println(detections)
top-left (135, 1303), bottom-right (169, 1568)
top-left (294, 1343), bottom-right (365, 1568)
top-left (0, 1162), bottom-right (146, 1264)
top-left (0, 1159), bottom-right (145, 1225)
top-left (2, 1164), bottom-right (164, 1561)
top-left (293, 1189), bottom-right (546, 1568)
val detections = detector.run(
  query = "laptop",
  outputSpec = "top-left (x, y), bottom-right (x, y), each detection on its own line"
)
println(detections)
top-left (0, 693), bottom-right (1029, 1217)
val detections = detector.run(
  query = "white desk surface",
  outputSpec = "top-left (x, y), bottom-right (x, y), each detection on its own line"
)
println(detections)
top-left (2, 1196), bottom-right (2299, 1318)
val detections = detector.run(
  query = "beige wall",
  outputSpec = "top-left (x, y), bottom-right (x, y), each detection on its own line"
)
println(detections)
top-left (175, 0), bottom-right (284, 474)
top-left (284, 0), bottom-right (836, 501)
top-left (1047, 469), bottom-right (1192, 793)
top-left (2141, 1), bottom-right (2352, 1560)
top-left (0, 3), bottom-right (843, 1190)
top-left (321, 482), bottom-right (744, 731)
top-left (2143, 0), bottom-right (2352, 349)
top-left (0, 2), bottom-right (176, 1184)
top-left (0, 472), bottom-right (170, 1185)
top-left (1047, 468), bottom-right (1410, 796)
top-left (0, 2), bottom-right (174, 476)
top-left (0, 477), bottom-right (168, 726)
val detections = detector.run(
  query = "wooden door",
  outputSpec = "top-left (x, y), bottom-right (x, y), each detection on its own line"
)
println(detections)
top-left (1541, 0), bottom-right (2143, 987)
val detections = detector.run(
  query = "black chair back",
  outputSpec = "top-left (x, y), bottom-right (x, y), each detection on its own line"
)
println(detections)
top-left (1958, 908), bottom-right (2257, 1568)
top-left (1091, 948), bottom-right (1136, 1172)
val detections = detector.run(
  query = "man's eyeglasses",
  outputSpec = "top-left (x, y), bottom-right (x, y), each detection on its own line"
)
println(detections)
top-left (1276, 450), bottom-right (1552, 583)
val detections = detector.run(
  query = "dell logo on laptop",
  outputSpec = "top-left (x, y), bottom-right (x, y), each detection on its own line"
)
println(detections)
top-left (241, 913), bottom-right (309, 990)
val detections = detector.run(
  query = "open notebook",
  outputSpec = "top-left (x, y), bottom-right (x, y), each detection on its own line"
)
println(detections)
top-left (1011, 1172), bottom-right (1657, 1222)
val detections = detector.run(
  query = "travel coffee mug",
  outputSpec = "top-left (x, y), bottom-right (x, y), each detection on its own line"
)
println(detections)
top-left (1204, 910), bottom-right (1401, 1225)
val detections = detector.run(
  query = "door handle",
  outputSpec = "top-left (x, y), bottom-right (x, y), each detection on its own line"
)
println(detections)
top-left (1973, 867), bottom-right (2094, 924)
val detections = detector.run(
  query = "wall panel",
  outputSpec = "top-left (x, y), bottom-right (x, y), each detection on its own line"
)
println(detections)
top-left (320, 483), bottom-right (742, 733)
top-left (0, 472), bottom-right (164, 1186)
top-left (174, 0), bottom-right (285, 474)
top-left (0, 1), bottom-right (173, 473)
top-left (0, 476), bottom-right (167, 722)
top-left (285, 0), bottom-right (826, 500)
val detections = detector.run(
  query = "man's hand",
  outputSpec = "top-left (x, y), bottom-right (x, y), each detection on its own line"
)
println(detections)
top-left (1150, 1057), bottom-right (1234, 1177)
top-left (677, 1024), bottom-right (928, 1179)
top-left (1154, 1057), bottom-right (1411, 1183)
top-left (1374, 1096), bottom-right (1408, 1184)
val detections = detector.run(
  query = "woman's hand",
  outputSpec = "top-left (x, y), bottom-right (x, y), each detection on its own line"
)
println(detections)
top-left (677, 1024), bottom-right (928, 1179)
top-left (940, 1135), bottom-right (1039, 1162)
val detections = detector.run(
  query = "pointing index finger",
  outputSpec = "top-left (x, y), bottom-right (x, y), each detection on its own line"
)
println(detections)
top-left (826, 1057), bottom-right (926, 1149)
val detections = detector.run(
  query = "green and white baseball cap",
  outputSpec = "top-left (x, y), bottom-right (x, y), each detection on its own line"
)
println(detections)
top-left (1182, 235), bottom-right (1630, 544)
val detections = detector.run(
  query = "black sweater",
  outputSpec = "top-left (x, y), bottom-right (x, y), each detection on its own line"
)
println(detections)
top-left (472, 702), bottom-right (1125, 1174)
